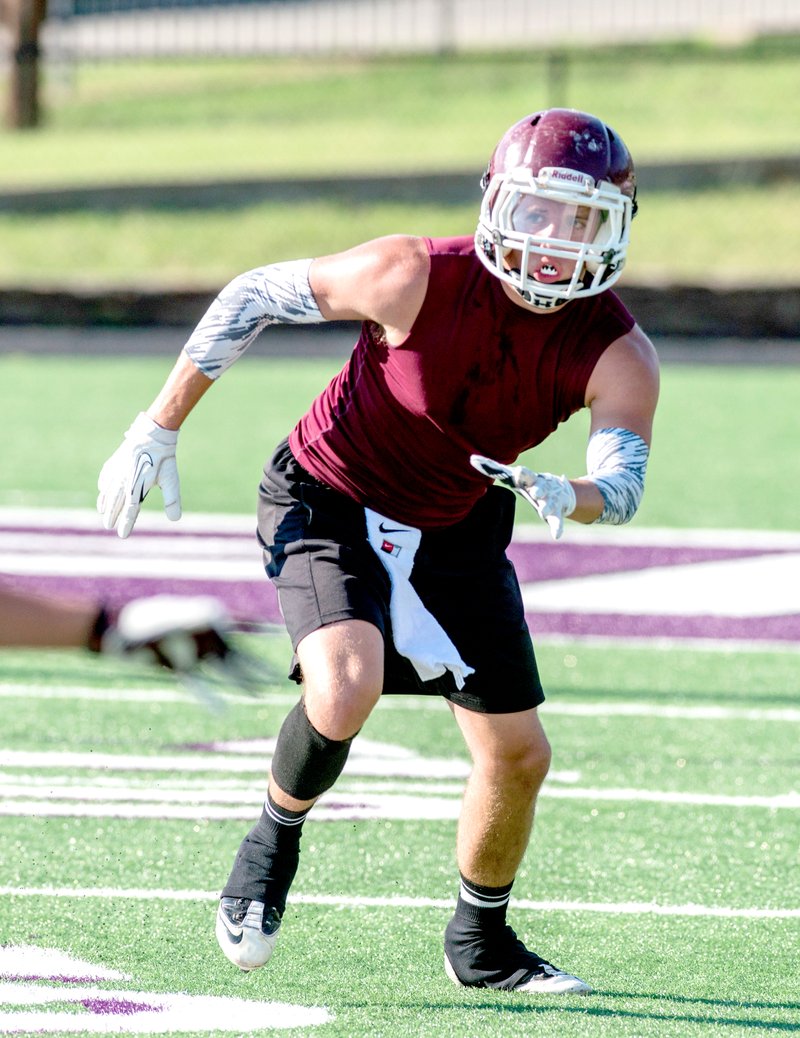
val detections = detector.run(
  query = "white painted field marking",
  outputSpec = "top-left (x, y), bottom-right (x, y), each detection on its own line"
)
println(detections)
top-left (0, 530), bottom-right (257, 559)
top-left (6, 507), bottom-right (800, 622)
top-left (0, 783), bottom-right (267, 804)
top-left (2, 728), bottom-right (797, 821)
top-left (3, 887), bottom-right (799, 920)
top-left (0, 797), bottom-right (466, 821)
top-left (537, 633), bottom-right (800, 654)
top-left (0, 684), bottom-right (199, 704)
top-left (0, 984), bottom-right (330, 1034)
top-left (542, 787), bottom-right (800, 809)
top-left (511, 522), bottom-right (800, 550)
top-left (4, 682), bottom-right (800, 721)
top-left (0, 945), bottom-right (332, 1033)
top-left (543, 702), bottom-right (800, 722)
top-left (0, 507), bottom-right (255, 534)
top-left (0, 549), bottom-right (262, 582)
top-left (521, 553), bottom-right (800, 617)
top-left (8, 507), bottom-right (800, 548)
top-left (0, 746), bottom-right (470, 779)
top-left (0, 946), bottom-right (130, 982)
top-left (1, 778), bottom-right (798, 819)
top-left (4, 773), bottom-right (578, 794)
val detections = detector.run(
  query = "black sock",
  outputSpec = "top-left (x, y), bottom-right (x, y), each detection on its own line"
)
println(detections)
top-left (221, 792), bottom-right (310, 915)
top-left (453, 874), bottom-right (514, 931)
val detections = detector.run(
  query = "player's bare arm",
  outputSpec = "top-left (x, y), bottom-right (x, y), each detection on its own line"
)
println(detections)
top-left (148, 353), bottom-right (215, 431)
top-left (151, 236), bottom-right (430, 431)
top-left (584, 324), bottom-right (660, 442)
top-left (570, 324), bottom-right (660, 524)
top-left (309, 234), bottom-right (431, 344)
top-left (98, 236), bottom-right (432, 538)
top-left (471, 326), bottom-right (658, 536)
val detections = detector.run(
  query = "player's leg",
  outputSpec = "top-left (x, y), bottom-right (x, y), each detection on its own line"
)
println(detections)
top-left (411, 488), bottom-right (591, 994)
top-left (217, 619), bottom-right (383, 970)
top-left (216, 440), bottom-right (391, 971)
top-left (444, 704), bottom-right (590, 994)
top-left (453, 705), bottom-right (549, 887)
top-left (292, 617), bottom-right (385, 741)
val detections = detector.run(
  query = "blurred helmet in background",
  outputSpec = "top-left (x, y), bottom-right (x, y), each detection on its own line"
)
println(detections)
top-left (475, 108), bottom-right (637, 310)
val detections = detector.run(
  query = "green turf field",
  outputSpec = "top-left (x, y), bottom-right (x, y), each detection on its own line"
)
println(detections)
top-left (1, 353), bottom-right (799, 1035)
top-left (2, 637), bottom-right (799, 1036)
top-left (1, 352), bottom-right (798, 530)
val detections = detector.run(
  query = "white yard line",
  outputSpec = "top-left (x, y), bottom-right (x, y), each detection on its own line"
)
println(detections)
top-left (4, 506), bottom-right (800, 646)
top-left (1, 781), bottom-right (798, 817)
top-left (0, 508), bottom-right (256, 534)
top-left (0, 747), bottom-right (469, 779)
top-left (2, 885), bottom-right (798, 920)
top-left (535, 634), bottom-right (800, 654)
top-left (5, 506), bottom-right (800, 548)
top-left (544, 702), bottom-right (800, 722)
top-left (3, 682), bottom-right (800, 722)
top-left (0, 551), bottom-right (262, 581)
top-left (0, 684), bottom-right (275, 705)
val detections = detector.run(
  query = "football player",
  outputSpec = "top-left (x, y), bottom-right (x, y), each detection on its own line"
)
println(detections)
top-left (98, 108), bottom-right (659, 994)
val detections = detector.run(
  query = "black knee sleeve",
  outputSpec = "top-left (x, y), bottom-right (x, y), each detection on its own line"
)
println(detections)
top-left (270, 700), bottom-right (354, 801)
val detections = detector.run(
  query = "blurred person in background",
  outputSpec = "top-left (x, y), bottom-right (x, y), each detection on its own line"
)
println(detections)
top-left (97, 108), bottom-right (659, 995)
top-left (0, 583), bottom-right (241, 673)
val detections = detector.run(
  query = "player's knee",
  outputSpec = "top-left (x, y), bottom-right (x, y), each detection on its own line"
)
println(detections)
top-left (526, 732), bottom-right (552, 787)
top-left (498, 727), bottom-right (552, 794)
top-left (270, 700), bottom-right (356, 801)
top-left (297, 619), bottom-right (384, 739)
top-left (303, 676), bottom-right (382, 741)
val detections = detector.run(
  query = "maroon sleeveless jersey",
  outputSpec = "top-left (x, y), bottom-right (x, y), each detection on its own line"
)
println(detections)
top-left (289, 236), bottom-right (635, 529)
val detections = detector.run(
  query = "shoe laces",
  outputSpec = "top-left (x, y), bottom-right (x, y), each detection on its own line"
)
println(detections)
top-left (223, 897), bottom-right (251, 925)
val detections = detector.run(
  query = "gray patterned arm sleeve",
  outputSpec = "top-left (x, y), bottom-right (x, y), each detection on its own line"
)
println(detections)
top-left (183, 259), bottom-right (323, 379)
top-left (585, 426), bottom-right (650, 525)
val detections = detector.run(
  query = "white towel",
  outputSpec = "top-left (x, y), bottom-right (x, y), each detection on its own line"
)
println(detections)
top-left (365, 508), bottom-right (475, 690)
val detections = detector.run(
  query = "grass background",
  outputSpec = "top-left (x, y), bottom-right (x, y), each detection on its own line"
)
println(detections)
top-left (2, 353), bottom-right (799, 530)
top-left (4, 40), bottom-right (799, 185)
top-left (2, 183), bottom-right (799, 288)
top-left (0, 39), bottom-right (799, 286)
top-left (3, 625), bottom-right (799, 1037)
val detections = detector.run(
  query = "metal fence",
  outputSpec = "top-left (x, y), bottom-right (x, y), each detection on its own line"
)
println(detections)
top-left (23, 0), bottom-right (800, 60)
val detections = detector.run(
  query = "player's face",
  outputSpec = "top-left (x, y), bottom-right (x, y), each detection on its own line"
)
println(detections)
top-left (504, 196), bottom-right (600, 285)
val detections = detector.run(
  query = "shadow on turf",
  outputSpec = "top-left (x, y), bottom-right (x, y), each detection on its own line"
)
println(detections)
top-left (600, 992), bottom-right (800, 1013)
top-left (401, 997), bottom-right (800, 1030)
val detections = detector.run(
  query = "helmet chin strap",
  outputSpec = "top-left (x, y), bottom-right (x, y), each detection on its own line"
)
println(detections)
top-left (508, 265), bottom-right (571, 311)
top-left (516, 285), bottom-right (570, 311)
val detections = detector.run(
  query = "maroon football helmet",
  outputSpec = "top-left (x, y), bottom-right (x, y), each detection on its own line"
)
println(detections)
top-left (475, 108), bottom-right (637, 310)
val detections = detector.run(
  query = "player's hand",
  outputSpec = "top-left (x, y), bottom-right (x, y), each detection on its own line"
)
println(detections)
top-left (104, 595), bottom-right (234, 670)
top-left (101, 595), bottom-right (264, 705)
top-left (93, 597), bottom-right (262, 709)
top-left (470, 454), bottom-right (577, 540)
top-left (97, 412), bottom-right (181, 538)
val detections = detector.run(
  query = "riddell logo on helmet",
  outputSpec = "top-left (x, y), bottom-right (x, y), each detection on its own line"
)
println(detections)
top-left (544, 167), bottom-right (595, 189)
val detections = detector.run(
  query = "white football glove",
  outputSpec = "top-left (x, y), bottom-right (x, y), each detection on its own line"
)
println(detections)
top-left (470, 454), bottom-right (577, 540)
top-left (99, 595), bottom-right (265, 706)
top-left (97, 412), bottom-right (181, 538)
top-left (103, 595), bottom-right (228, 667)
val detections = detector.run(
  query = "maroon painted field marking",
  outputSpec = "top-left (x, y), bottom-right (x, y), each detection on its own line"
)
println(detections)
top-left (4, 518), bottom-right (798, 644)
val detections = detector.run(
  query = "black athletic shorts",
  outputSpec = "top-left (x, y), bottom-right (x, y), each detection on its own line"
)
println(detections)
top-left (256, 439), bottom-right (545, 714)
